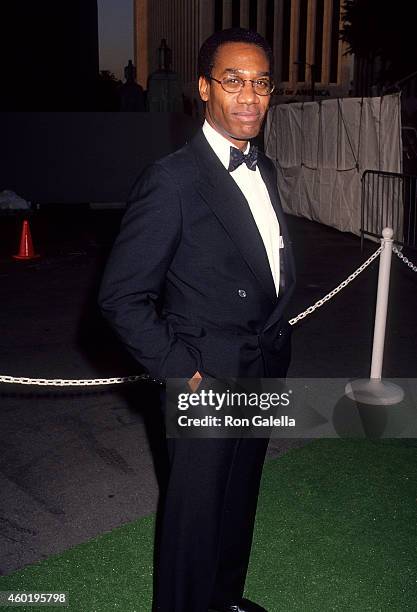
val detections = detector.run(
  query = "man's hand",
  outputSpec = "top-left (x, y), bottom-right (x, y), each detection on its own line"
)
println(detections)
top-left (188, 371), bottom-right (202, 392)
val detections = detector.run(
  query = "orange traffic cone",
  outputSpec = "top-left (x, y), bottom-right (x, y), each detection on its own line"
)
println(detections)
top-left (13, 219), bottom-right (40, 260)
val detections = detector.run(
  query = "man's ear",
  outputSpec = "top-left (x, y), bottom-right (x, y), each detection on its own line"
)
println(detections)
top-left (198, 76), bottom-right (209, 102)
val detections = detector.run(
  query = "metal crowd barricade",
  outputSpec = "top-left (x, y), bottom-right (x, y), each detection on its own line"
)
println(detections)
top-left (361, 169), bottom-right (417, 251)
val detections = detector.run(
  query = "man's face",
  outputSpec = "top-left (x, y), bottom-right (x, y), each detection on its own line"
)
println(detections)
top-left (199, 42), bottom-right (271, 150)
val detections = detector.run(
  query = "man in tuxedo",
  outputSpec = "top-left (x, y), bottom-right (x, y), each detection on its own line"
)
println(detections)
top-left (99, 28), bottom-right (295, 612)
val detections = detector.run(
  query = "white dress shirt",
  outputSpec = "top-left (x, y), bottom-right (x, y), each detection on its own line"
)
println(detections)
top-left (202, 120), bottom-right (281, 296)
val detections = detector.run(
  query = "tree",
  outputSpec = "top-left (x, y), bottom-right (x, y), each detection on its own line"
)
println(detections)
top-left (341, 0), bottom-right (417, 86)
top-left (96, 70), bottom-right (122, 111)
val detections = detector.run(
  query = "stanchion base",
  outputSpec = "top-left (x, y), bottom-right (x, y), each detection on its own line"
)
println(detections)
top-left (345, 379), bottom-right (404, 406)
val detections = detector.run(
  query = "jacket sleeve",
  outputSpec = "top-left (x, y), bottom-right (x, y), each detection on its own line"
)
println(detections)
top-left (98, 162), bottom-right (201, 381)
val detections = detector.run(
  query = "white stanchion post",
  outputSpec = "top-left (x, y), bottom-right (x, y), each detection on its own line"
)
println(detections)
top-left (370, 227), bottom-right (394, 379)
top-left (345, 227), bottom-right (404, 405)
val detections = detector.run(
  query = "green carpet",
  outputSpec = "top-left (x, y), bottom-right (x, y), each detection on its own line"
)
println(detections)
top-left (247, 439), bottom-right (417, 611)
top-left (0, 515), bottom-right (155, 612)
top-left (1, 439), bottom-right (416, 612)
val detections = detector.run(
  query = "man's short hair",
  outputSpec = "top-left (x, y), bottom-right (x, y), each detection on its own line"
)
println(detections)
top-left (198, 28), bottom-right (274, 79)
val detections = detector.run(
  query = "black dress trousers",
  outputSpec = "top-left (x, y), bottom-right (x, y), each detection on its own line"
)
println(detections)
top-left (153, 340), bottom-right (291, 611)
top-left (154, 435), bottom-right (270, 612)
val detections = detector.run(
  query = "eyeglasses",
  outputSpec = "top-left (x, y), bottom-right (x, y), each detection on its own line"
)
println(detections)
top-left (208, 75), bottom-right (275, 96)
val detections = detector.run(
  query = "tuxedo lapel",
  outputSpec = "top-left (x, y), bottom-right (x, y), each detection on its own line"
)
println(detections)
top-left (190, 131), bottom-right (277, 303)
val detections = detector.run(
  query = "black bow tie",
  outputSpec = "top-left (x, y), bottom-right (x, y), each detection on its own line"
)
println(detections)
top-left (228, 144), bottom-right (258, 172)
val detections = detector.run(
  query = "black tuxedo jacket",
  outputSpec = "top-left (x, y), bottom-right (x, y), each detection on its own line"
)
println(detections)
top-left (99, 129), bottom-right (296, 380)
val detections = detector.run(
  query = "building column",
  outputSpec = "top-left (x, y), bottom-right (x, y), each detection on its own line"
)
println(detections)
top-left (306, 0), bottom-right (316, 71)
top-left (274, 0), bottom-right (284, 82)
top-left (134, 0), bottom-right (148, 88)
top-left (199, 0), bottom-right (215, 45)
top-left (289, 0), bottom-right (300, 86)
top-left (257, 0), bottom-right (267, 36)
top-left (321, 0), bottom-right (332, 84)
top-left (240, 0), bottom-right (250, 27)
top-left (223, 0), bottom-right (232, 27)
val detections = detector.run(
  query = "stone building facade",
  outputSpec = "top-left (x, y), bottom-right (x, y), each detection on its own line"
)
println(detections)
top-left (134, 0), bottom-right (353, 103)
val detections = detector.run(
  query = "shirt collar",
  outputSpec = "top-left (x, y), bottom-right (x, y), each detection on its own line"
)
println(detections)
top-left (202, 120), bottom-right (250, 170)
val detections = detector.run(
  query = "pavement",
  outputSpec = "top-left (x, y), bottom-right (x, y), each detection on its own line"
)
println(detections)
top-left (0, 207), bottom-right (416, 576)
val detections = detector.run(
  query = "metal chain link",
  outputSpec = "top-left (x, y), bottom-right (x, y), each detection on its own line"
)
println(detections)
top-left (393, 246), bottom-right (417, 273)
top-left (0, 246), bottom-right (383, 387)
top-left (289, 246), bottom-right (383, 325)
top-left (0, 373), bottom-right (163, 387)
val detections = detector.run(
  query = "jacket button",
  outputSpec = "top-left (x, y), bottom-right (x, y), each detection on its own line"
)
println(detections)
top-left (238, 289), bottom-right (247, 298)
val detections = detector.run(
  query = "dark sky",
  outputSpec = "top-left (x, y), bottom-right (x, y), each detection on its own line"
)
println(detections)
top-left (98, 0), bottom-right (134, 80)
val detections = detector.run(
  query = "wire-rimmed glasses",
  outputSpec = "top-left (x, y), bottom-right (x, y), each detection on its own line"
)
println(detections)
top-left (208, 75), bottom-right (275, 96)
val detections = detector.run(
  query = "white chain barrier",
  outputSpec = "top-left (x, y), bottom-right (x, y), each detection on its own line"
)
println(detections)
top-left (0, 373), bottom-right (156, 387)
top-left (288, 245), bottom-right (382, 325)
top-left (0, 246), bottom-right (383, 388)
top-left (393, 246), bottom-right (417, 273)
